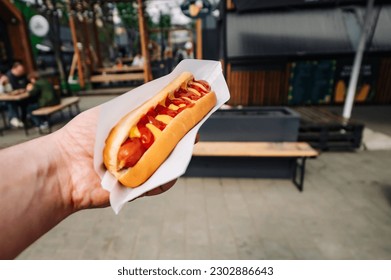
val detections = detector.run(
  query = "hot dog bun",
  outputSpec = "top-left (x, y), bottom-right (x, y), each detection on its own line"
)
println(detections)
top-left (103, 72), bottom-right (217, 188)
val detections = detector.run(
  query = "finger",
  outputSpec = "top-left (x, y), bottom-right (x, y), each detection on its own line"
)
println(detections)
top-left (144, 187), bottom-right (163, 196)
top-left (195, 133), bottom-right (200, 144)
top-left (144, 179), bottom-right (177, 197)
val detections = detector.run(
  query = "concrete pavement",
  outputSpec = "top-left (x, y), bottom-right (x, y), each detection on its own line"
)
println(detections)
top-left (16, 149), bottom-right (391, 259)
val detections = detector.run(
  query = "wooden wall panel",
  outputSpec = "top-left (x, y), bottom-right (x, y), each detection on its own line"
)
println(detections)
top-left (375, 58), bottom-right (391, 104)
top-left (226, 59), bottom-right (391, 105)
top-left (226, 64), bottom-right (289, 106)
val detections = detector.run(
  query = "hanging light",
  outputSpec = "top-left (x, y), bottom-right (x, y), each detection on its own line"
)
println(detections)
top-left (77, 12), bottom-right (84, 22)
top-left (180, 0), bottom-right (213, 19)
top-left (95, 18), bottom-right (103, 27)
top-left (190, 0), bottom-right (203, 17)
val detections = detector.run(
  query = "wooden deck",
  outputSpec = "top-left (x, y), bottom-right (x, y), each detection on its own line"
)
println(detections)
top-left (295, 106), bottom-right (364, 150)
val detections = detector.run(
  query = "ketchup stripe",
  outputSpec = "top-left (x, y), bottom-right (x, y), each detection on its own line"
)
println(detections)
top-left (118, 79), bottom-right (210, 169)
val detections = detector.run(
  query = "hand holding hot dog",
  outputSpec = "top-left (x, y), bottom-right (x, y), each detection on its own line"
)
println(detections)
top-left (56, 106), bottom-right (178, 210)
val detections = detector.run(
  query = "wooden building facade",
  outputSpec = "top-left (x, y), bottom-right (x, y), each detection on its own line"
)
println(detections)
top-left (223, 0), bottom-right (391, 106)
top-left (0, 0), bottom-right (35, 74)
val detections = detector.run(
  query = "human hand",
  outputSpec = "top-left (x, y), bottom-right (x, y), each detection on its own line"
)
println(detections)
top-left (26, 83), bottom-right (33, 91)
top-left (53, 106), bottom-right (176, 212)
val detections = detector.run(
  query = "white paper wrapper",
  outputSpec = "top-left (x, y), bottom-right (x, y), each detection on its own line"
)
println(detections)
top-left (93, 59), bottom-right (230, 214)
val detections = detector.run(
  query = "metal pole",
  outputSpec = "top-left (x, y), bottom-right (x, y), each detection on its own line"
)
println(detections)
top-left (159, 11), bottom-right (164, 62)
top-left (66, 0), bottom-right (85, 88)
top-left (52, 0), bottom-right (70, 95)
top-left (137, 0), bottom-right (152, 82)
top-left (196, 18), bottom-right (202, 59)
top-left (342, 0), bottom-right (375, 120)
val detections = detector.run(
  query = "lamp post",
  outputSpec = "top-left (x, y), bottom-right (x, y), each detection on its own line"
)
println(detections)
top-left (342, 0), bottom-right (375, 120)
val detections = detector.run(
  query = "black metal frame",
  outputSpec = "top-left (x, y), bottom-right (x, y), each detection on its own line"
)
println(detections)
top-left (292, 157), bottom-right (307, 192)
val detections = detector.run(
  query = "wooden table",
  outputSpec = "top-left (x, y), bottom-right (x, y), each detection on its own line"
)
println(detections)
top-left (0, 91), bottom-right (29, 101)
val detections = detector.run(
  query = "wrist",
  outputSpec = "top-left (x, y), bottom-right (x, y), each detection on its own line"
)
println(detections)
top-left (37, 133), bottom-right (75, 218)
top-left (49, 130), bottom-right (78, 215)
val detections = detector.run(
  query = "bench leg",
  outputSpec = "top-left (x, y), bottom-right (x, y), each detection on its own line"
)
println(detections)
top-left (0, 110), bottom-right (6, 136)
top-left (38, 115), bottom-right (52, 134)
top-left (292, 157), bottom-right (307, 192)
top-left (1, 109), bottom-right (7, 128)
top-left (65, 103), bottom-right (80, 119)
top-left (46, 115), bottom-right (52, 134)
top-left (0, 109), bottom-right (10, 136)
top-left (75, 103), bottom-right (81, 114)
top-left (24, 120), bottom-right (29, 136)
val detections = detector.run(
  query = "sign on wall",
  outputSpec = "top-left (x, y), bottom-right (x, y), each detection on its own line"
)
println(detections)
top-left (29, 15), bottom-right (49, 37)
top-left (288, 60), bottom-right (336, 105)
top-left (333, 58), bottom-right (379, 103)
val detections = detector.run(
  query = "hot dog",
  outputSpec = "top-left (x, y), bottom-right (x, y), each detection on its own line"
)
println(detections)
top-left (103, 72), bottom-right (217, 188)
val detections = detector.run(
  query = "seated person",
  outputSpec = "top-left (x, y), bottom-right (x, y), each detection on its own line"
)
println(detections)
top-left (26, 72), bottom-right (60, 129)
top-left (0, 74), bottom-right (13, 123)
top-left (0, 74), bottom-right (13, 94)
top-left (5, 62), bottom-right (28, 128)
top-left (132, 54), bottom-right (144, 67)
top-left (6, 62), bottom-right (28, 89)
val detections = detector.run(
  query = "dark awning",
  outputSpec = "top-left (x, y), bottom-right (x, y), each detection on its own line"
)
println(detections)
top-left (231, 0), bottom-right (366, 13)
top-left (370, 5), bottom-right (391, 52)
top-left (226, 5), bottom-right (391, 58)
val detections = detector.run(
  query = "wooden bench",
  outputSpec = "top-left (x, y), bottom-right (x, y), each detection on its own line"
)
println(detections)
top-left (95, 65), bottom-right (143, 74)
top-left (31, 96), bottom-right (81, 134)
top-left (191, 141), bottom-right (319, 191)
top-left (90, 73), bottom-right (144, 83)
